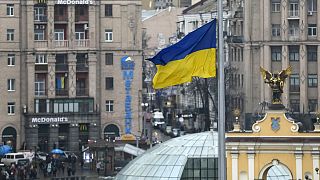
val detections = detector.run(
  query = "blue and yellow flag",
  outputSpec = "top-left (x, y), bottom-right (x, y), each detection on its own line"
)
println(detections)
top-left (148, 19), bottom-right (216, 89)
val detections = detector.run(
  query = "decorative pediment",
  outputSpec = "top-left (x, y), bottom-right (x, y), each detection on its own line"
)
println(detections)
top-left (252, 110), bottom-right (299, 136)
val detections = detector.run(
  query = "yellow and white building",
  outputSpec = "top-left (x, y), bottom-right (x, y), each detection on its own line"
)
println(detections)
top-left (227, 110), bottom-right (320, 180)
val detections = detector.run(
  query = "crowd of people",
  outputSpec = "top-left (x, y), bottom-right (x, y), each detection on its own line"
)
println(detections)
top-left (0, 153), bottom-right (78, 180)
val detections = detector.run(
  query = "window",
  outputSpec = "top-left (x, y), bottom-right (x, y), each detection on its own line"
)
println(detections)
top-left (181, 158), bottom-right (218, 179)
top-left (105, 53), bottom-right (113, 65)
top-left (7, 79), bottom-right (15, 91)
top-left (271, 46), bottom-right (282, 61)
top-left (271, 2), bottom-right (281, 12)
top-left (289, 3), bottom-right (299, 17)
top-left (8, 54), bottom-right (15, 66)
top-left (7, 4), bottom-right (14, 16)
top-left (308, 74), bottom-right (317, 87)
top-left (308, 99), bottom-right (318, 112)
top-left (290, 99), bottom-right (300, 112)
top-left (34, 6), bottom-right (46, 21)
top-left (308, 24), bottom-right (317, 36)
top-left (54, 29), bottom-right (64, 40)
top-left (308, 0), bottom-right (317, 12)
top-left (105, 4), bottom-right (113, 17)
top-left (34, 29), bottom-right (45, 40)
top-left (290, 74), bottom-right (300, 92)
top-left (7, 102), bottom-right (15, 115)
top-left (105, 29), bottom-right (113, 42)
top-left (35, 54), bottom-right (47, 64)
top-left (35, 74), bottom-right (46, 96)
top-left (7, 29), bottom-right (14, 41)
top-left (289, 46), bottom-right (299, 61)
top-left (75, 32), bottom-right (85, 40)
top-left (106, 100), bottom-right (114, 112)
top-left (105, 77), bottom-right (114, 90)
top-left (271, 24), bottom-right (281, 37)
top-left (307, 46), bottom-right (317, 61)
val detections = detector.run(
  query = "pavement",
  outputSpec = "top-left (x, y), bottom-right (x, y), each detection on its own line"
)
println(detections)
top-left (36, 163), bottom-right (101, 180)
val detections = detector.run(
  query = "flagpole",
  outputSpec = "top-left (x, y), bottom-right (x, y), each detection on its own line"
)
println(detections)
top-left (217, 0), bottom-right (226, 179)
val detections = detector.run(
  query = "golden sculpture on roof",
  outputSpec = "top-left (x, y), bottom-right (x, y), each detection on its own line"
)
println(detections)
top-left (260, 66), bottom-right (292, 105)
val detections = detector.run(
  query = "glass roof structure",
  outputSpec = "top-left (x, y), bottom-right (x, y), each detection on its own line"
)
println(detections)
top-left (115, 131), bottom-right (218, 179)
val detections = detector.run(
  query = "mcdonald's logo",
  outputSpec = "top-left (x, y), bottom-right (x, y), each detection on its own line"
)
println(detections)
top-left (79, 124), bottom-right (88, 131)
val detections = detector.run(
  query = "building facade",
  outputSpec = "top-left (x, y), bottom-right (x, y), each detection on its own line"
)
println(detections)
top-left (0, 0), bottom-right (142, 152)
top-left (227, 0), bottom-right (320, 128)
top-left (227, 109), bottom-right (320, 180)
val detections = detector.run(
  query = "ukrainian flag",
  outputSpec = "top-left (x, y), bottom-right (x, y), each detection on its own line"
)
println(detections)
top-left (148, 19), bottom-right (216, 89)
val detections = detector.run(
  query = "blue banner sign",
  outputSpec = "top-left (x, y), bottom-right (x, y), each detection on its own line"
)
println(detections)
top-left (121, 56), bottom-right (135, 134)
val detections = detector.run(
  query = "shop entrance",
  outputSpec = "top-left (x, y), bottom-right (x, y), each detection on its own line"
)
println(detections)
top-left (38, 124), bottom-right (49, 152)
top-left (2, 127), bottom-right (17, 151)
top-left (104, 124), bottom-right (120, 140)
top-left (79, 123), bottom-right (89, 150)
top-left (58, 124), bottom-right (69, 151)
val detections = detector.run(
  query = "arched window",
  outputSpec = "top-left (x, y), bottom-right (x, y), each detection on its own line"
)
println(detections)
top-left (104, 124), bottom-right (120, 140)
top-left (2, 127), bottom-right (17, 151)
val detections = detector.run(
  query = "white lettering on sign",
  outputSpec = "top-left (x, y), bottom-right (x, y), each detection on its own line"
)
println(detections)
top-left (56, 0), bottom-right (94, 5)
top-left (31, 117), bottom-right (69, 123)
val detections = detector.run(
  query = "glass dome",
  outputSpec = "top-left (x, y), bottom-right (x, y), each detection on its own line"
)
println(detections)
top-left (115, 131), bottom-right (219, 179)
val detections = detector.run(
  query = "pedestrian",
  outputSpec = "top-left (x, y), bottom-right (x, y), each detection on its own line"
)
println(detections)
top-left (96, 161), bottom-right (101, 174)
top-left (61, 162), bottom-right (65, 175)
top-left (67, 165), bottom-right (72, 176)
top-left (80, 158), bottom-right (84, 170)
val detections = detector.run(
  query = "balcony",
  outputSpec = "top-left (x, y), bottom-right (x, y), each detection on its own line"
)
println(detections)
top-left (74, 39), bottom-right (89, 47)
top-left (55, 64), bottom-right (68, 72)
top-left (54, 15), bottom-right (68, 22)
top-left (226, 35), bottom-right (244, 43)
top-left (56, 89), bottom-right (68, 96)
top-left (34, 15), bottom-right (47, 22)
top-left (34, 40), bottom-right (48, 48)
top-left (288, 10), bottom-right (299, 19)
top-left (76, 88), bottom-right (89, 96)
top-left (75, 15), bottom-right (89, 22)
top-left (54, 40), bottom-right (69, 48)
top-left (76, 63), bottom-right (89, 72)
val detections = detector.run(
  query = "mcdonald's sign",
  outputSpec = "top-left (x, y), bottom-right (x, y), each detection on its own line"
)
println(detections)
top-left (79, 124), bottom-right (88, 131)
top-left (37, 0), bottom-right (47, 4)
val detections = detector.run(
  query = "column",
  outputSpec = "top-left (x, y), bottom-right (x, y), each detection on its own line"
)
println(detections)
top-left (89, 123), bottom-right (99, 140)
top-left (69, 124), bottom-right (79, 152)
top-left (27, 55), bottom-right (35, 113)
top-left (231, 147), bottom-right (239, 180)
top-left (244, 44), bottom-right (252, 112)
top-left (281, 0), bottom-right (288, 41)
top-left (68, 5), bottom-right (75, 49)
top-left (47, 54), bottom-right (56, 98)
top-left (243, 0), bottom-right (251, 42)
top-left (299, 0), bottom-right (307, 41)
top-left (312, 147), bottom-right (320, 180)
top-left (263, 0), bottom-right (271, 41)
top-left (300, 45), bottom-right (307, 113)
top-left (47, 1), bottom-right (55, 49)
top-left (68, 53), bottom-right (77, 97)
top-left (295, 147), bottom-right (303, 180)
top-left (262, 45), bottom-right (271, 103)
top-left (318, 46), bottom-right (320, 106)
top-left (248, 147), bottom-right (255, 180)
top-left (318, 0), bottom-right (320, 41)
top-left (26, 3), bottom-right (34, 49)
top-left (282, 45), bottom-right (290, 107)
top-left (48, 125), bottom-right (59, 150)
top-left (88, 54), bottom-right (97, 101)
top-left (88, 4), bottom-right (97, 48)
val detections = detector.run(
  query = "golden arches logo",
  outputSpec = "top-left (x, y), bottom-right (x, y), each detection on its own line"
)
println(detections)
top-left (79, 124), bottom-right (88, 131)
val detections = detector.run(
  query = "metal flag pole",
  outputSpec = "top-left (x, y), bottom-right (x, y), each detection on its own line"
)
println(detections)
top-left (218, 0), bottom-right (226, 179)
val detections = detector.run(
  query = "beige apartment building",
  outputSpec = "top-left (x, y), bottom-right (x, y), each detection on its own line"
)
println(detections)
top-left (227, 0), bottom-right (320, 129)
top-left (0, 0), bottom-right (142, 152)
